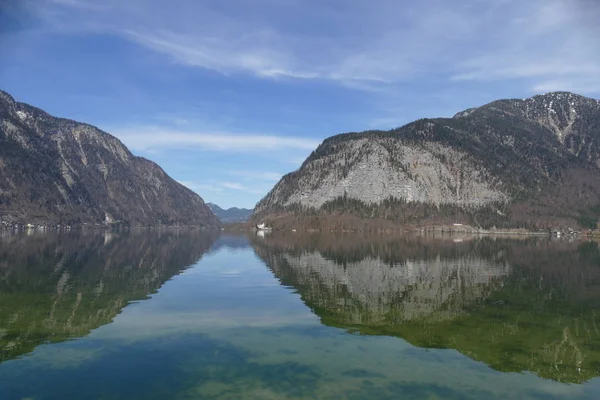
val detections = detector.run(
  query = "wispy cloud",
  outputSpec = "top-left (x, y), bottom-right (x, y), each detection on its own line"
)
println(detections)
top-left (221, 182), bottom-right (246, 190)
top-left (281, 155), bottom-right (308, 167)
top-left (448, 0), bottom-right (600, 94)
top-left (228, 170), bottom-right (282, 182)
top-left (220, 182), bottom-right (266, 194)
top-left (367, 116), bottom-right (406, 130)
top-left (110, 126), bottom-right (321, 152)
top-left (179, 180), bottom-right (267, 197)
top-left (45, 0), bottom-right (107, 10)
top-left (532, 80), bottom-right (600, 95)
top-left (177, 181), bottom-right (223, 193)
top-left (29, 0), bottom-right (600, 94)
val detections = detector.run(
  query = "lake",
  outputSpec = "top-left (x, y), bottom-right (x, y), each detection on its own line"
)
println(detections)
top-left (1, 230), bottom-right (600, 399)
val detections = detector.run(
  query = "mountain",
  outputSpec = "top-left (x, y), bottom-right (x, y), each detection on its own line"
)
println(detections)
top-left (0, 90), bottom-right (220, 227)
top-left (207, 203), bottom-right (253, 223)
top-left (254, 92), bottom-right (600, 230)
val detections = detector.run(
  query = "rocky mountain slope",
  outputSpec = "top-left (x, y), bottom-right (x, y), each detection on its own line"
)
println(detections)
top-left (207, 203), bottom-right (253, 223)
top-left (0, 90), bottom-right (220, 227)
top-left (254, 92), bottom-right (600, 229)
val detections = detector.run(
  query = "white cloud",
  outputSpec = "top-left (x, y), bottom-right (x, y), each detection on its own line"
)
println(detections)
top-left (46, 0), bottom-right (105, 9)
top-left (448, 0), bottom-right (600, 93)
top-left (179, 180), bottom-right (269, 200)
top-left (228, 171), bottom-right (282, 182)
top-left (110, 126), bottom-right (321, 152)
top-left (532, 79), bottom-right (600, 95)
top-left (28, 0), bottom-right (600, 94)
top-left (281, 155), bottom-right (308, 166)
top-left (177, 181), bottom-right (223, 193)
top-left (367, 116), bottom-right (406, 130)
top-left (221, 182), bottom-right (246, 190)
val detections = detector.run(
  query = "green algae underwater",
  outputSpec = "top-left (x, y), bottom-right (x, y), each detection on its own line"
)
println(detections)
top-left (1, 230), bottom-right (600, 399)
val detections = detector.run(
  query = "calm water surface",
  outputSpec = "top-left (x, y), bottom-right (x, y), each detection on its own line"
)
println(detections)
top-left (1, 230), bottom-right (600, 399)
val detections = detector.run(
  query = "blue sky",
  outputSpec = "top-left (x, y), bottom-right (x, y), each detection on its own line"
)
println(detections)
top-left (1, 0), bottom-right (599, 209)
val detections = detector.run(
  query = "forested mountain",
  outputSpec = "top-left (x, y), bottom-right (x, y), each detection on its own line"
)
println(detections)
top-left (254, 92), bottom-right (600, 229)
top-left (207, 203), bottom-right (253, 223)
top-left (0, 90), bottom-right (220, 227)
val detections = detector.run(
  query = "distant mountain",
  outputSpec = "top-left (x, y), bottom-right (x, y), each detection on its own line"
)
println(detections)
top-left (207, 203), bottom-right (253, 223)
top-left (254, 92), bottom-right (600, 230)
top-left (0, 90), bottom-right (221, 227)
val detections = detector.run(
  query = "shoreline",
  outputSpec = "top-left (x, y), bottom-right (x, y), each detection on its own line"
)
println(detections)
top-left (230, 222), bottom-right (600, 238)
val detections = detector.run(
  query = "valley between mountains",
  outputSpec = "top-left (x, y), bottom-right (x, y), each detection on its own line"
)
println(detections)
top-left (2, 89), bottom-right (600, 232)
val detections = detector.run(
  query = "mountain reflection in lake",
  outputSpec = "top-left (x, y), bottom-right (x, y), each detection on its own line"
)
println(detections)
top-left (1, 231), bottom-right (600, 399)
top-left (253, 234), bottom-right (600, 384)
top-left (0, 230), bottom-right (217, 363)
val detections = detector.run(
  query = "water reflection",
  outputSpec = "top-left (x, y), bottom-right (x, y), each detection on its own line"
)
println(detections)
top-left (253, 234), bottom-right (600, 383)
top-left (3, 230), bottom-right (600, 399)
top-left (0, 229), bottom-right (217, 363)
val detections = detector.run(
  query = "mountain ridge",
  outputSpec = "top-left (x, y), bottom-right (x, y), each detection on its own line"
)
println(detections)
top-left (0, 90), bottom-right (221, 227)
top-left (253, 92), bottom-right (600, 230)
top-left (207, 203), bottom-right (253, 223)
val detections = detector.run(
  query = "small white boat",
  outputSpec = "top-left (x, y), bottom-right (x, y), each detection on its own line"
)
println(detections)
top-left (256, 223), bottom-right (272, 231)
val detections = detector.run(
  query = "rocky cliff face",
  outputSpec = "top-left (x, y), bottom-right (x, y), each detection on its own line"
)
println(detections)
top-left (0, 90), bottom-right (221, 227)
top-left (254, 92), bottom-right (600, 228)
top-left (260, 139), bottom-right (507, 209)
